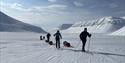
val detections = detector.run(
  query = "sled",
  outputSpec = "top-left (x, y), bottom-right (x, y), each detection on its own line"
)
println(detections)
top-left (63, 41), bottom-right (73, 48)
top-left (49, 41), bottom-right (53, 45)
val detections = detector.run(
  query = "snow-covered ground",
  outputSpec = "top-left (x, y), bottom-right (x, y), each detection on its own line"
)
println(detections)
top-left (0, 32), bottom-right (125, 63)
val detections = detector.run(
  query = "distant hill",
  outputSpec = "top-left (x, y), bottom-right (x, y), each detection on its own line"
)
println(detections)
top-left (122, 16), bottom-right (125, 19)
top-left (0, 11), bottom-right (47, 33)
top-left (110, 26), bottom-right (125, 36)
top-left (63, 16), bottom-right (125, 33)
top-left (59, 24), bottom-right (73, 30)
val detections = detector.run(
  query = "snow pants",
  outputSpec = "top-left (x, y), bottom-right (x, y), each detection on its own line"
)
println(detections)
top-left (81, 39), bottom-right (86, 51)
top-left (56, 39), bottom-right (60, 48)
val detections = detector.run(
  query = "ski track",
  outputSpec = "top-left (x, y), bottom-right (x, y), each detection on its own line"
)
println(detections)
top-left (0, 32), bottom-right (125, 63)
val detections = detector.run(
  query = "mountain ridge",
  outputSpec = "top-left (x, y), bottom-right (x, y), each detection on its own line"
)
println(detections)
top-left (0, 11), bottom-right (47, 33)
top-left (63, 16), bottom-right (125, 34)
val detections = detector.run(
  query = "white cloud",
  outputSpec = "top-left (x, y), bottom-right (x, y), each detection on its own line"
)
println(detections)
top-left (48, 4), bottom-right (67, 8)
top-left (1, 1), bottom-right (68, 15)
top-left (1, 2), bottom-right (31, 12)
top-left (1, 1), bottom-right (10, 6)
top-left (0, 1), bottom-right (93, 30)
top-left (10, 3), bottom-right (31, 11)
top-left (31, 4), bottom-right (68, 15)
top-left (74, 1), bottom-right (84, 7)
top-left (48, 0), bottom-right (57, 3)
top-left (33, 4), bottom-right (67, 10)
top-left (1, 1), bottom-right (5, 6)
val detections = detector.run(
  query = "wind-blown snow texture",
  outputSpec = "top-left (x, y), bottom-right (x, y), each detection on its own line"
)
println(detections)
top-left (0, 32), bottom-right (125, 63)
top-left (0, 11), bottom-right (46, 33)
top-left (63, 17), bottom-right (125, 34)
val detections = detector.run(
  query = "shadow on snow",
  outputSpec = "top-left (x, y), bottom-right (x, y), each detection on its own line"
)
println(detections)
top-left (61, 48), bottom-right (125, 57)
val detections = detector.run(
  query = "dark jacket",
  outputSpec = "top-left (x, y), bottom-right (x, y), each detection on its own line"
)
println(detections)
top-left (54, 32), bottom-right (62, 40)
top-left (47, 33), bottom-right (51, 38)
top-left (80, 31), bottom-right (91, 40)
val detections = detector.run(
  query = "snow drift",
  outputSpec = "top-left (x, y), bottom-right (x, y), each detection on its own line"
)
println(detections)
top-left (0, 11), bottom-right (47, 33)
top-left (63, 17), bottom-right (125, 33)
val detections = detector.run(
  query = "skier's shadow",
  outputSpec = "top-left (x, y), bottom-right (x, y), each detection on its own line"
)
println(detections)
top-left (92, 51), bottom-right (125, 57)
top-left (61, 48), bottom-right (125, 57)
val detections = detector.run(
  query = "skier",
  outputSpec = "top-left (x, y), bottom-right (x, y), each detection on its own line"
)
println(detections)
top-left (46, 33), bottom-right (51, 42)
top-left (40, 35), bottom-right (43, 40)
top-left (54, 30), bottom-right (62, 49)
top-left (79, 28), bottom-right (91, 52)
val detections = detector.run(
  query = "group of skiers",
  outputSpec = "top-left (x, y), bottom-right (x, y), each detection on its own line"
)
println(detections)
top-left (45, 30), bottom-right (62, 49)
top-left (42, 28), bottom-right (91, 52)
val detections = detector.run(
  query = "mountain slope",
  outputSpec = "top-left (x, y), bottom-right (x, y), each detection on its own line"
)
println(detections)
top-left (122, 16), bottom-right (125, 19)
top-left (63, 17), bottom-right (125, 33)
top-left (110, 26), bottom-right (125, 36)
top-left (0, 11), bottom-right (46, 33)
top-left (59, 24), bottom-right (73, 30)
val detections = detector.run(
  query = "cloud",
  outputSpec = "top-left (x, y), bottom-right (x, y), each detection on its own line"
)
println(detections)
top-left (109, 3), bottom-right (118, 8)
top-left (48, 0), bottom-right (57, 3)
top-left (1, 1), bottom-right (68, 15)
top-left (3, 0), bottom-right (124, 30)
top-left (31, 4), bottom-right (68, 15)
top-left (48, 4), bottom-right (67, 8)
top-left (74, 1), bottom-right (84, 7)
top-left (1, 2), bottom-right (31, 12)
top-left (10, 3), bottom-right (31, 11)
top-left (1, 2), bottom-right (72, 26)
top-left (1, 1), bottom-right (10, 6)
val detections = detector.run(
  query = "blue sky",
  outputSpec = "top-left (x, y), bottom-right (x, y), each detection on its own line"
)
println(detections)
top-left (1, 0), bottom-right (125, 31)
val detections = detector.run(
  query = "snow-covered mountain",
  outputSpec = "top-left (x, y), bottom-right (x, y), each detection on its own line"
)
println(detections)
top-left (63, 16), bottom-right (125, 34)
top-left (0, 11), bottom-right (47, 33)
top-left (122, 16), bottom-right (125, 19)
top-left (110, 26), bottom-right (125, 36)
top-left (59, 24), bottom-right (73, 30)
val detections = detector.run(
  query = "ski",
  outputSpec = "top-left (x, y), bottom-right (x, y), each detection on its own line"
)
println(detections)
top-left (83, 51), bottom-right (94, 55)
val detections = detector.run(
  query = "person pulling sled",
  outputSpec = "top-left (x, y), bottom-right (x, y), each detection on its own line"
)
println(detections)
top-left (46, 33), bottom-right (51, 42)
top-left (79, 28), bottom-right (92, 52)
top-left (54, 30), bottom-right (62, 49)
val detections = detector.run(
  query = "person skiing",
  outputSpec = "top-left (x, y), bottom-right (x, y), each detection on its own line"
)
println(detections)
top-left (79, 28), bottom-right (92, 52)
top-left (46, 33), bottom-right (51, 42)
top-left (54, 30), bottom-right (62, 49)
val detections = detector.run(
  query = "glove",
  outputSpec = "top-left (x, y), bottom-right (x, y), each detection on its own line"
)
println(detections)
top-left (89, 34), bottom-right (92, 37)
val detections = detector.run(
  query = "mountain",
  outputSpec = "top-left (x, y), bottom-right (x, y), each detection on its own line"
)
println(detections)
top-left (110, 26), bottom-right (125, 36)
top-left (63, 16), bottom-right (125, 33)
top-left (59, 24), bottom-right (73, 30)
top-left (0, 11), bottom-right (47, 33)
top-left (122, 16), bottom-right (125, 19)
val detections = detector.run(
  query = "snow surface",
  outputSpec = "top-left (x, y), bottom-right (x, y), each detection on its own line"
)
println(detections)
top-left (0, 32), bottom-right (125, 63)
top-left (63, 17), bottom-right (125, 34)
top-left (110, 26), bottom-right (125, 36)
